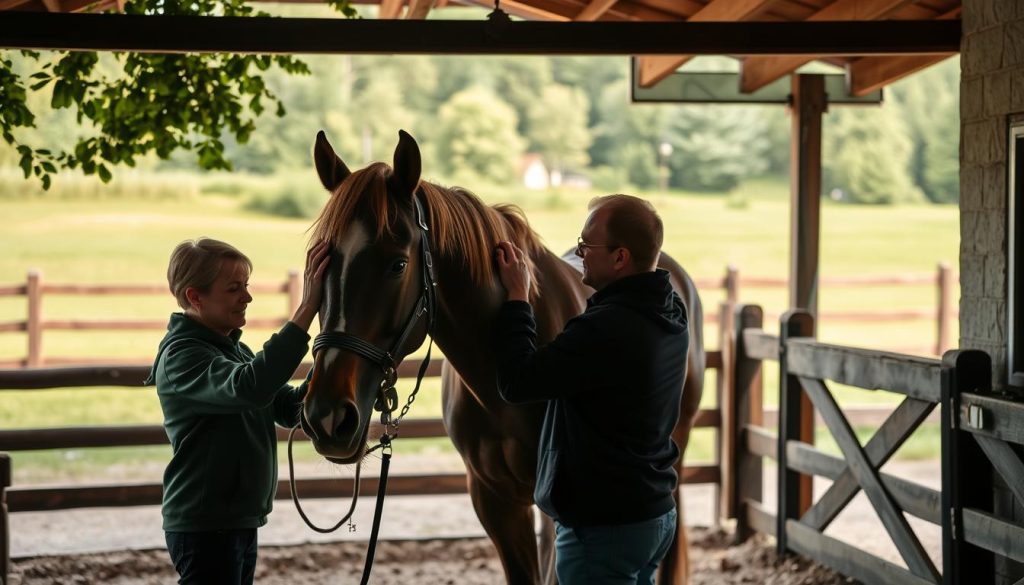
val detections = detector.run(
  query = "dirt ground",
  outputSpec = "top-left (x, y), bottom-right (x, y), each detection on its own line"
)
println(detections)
top-left (9, 527), bottom-right (857, 585)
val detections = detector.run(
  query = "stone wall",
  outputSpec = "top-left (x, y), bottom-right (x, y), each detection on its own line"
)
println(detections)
top-left (960, 1), bottom-right (1024, 582)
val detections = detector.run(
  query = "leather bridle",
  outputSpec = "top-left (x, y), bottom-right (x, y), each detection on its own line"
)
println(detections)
top-left (288, 194), bottom-right (437, 585)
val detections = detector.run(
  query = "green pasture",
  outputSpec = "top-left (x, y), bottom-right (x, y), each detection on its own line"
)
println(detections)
top-left (0, 175), bottom-right (956, 484)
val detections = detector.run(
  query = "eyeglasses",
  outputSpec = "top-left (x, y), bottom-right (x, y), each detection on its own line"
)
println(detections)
top-left (576, 236), bottom-right (615, 256)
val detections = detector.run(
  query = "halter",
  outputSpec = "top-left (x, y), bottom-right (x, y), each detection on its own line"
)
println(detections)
top-left (288, 194), bottom-right (438, 585)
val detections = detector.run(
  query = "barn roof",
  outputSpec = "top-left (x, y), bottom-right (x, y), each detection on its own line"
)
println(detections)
top-left (0, 0), bottom-right (960, 95)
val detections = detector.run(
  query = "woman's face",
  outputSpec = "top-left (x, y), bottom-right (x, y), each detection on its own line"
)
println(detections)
top-left (189, 259), bottom-right (252, 336)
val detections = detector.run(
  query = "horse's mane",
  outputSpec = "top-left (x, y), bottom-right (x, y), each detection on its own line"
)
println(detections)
top-left (311, 162), bottom-right (544, 294)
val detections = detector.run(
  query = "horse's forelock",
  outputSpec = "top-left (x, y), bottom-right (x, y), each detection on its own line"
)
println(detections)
top-left (311, 163), bottom-right (402, 249)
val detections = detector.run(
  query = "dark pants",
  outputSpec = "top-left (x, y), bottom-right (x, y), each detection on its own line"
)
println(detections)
top-left (165, 529), bottom-right (258, 585)
top-left (554, 508), bottom-right (677, 585)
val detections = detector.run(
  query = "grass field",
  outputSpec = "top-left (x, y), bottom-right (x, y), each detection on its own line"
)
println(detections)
top-left (0, 174), bottom-right (958, 483)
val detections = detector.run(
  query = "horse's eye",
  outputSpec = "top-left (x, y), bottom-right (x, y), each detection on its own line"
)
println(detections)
top-left (391, 259), bottom-right (408, 274)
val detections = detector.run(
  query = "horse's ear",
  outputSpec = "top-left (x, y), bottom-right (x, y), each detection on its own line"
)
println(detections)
top-left (313, 130), bottom-right (351, 193)
top-left (391, 129), bottom-right (421, 197)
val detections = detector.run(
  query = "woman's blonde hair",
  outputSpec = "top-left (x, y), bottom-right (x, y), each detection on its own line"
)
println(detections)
top-left (166, 238), bottom-right (252, 310)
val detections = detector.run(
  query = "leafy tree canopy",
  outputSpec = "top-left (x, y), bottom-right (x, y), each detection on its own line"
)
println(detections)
top-left (0, 0), bottom-right (355, 189)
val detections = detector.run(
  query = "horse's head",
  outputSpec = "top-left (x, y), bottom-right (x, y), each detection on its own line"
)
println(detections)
top-left (303, 130), bottom-right (434, 463)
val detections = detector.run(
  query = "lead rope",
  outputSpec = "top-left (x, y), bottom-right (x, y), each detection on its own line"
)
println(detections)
top-left (286, 424), bottom-right (361, 533)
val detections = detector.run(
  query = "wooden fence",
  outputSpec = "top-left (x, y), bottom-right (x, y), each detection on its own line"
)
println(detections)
top-left (0, 263), bottom-right (957, 368)
top-left (725, 304), bottom-right (1018, 585)
top-left (0, 341), bottom-right (726, 584)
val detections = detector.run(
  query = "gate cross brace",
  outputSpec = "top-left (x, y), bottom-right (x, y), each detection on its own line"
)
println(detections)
top-left (802, 396), bottom-right (935, 531)
top-left (799, 376), bottom-right (941, 583)
top-left (975, 434), bottom-right (1024, 510)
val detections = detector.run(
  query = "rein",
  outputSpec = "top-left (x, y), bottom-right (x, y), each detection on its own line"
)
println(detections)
top-left (288, 194), bottom-right (437, 584)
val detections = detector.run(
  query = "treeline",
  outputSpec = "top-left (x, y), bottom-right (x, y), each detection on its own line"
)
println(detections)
top-left (1, 50), bottom-right (959, 204)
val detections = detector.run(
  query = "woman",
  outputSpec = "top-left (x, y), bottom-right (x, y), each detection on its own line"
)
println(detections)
top-left (146, 237), bottom-right (329, 585)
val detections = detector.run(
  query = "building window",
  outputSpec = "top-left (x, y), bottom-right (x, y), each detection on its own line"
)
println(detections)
top-left (1010, 121), bottom-right (1024, 388)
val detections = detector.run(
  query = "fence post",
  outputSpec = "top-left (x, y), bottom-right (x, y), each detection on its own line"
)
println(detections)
top-left (941, 349), bottom-right (993, 585)
top-left (713, 302), bottom-right (731, 526)
top-left (729, 304), bottom-right (764, 543)
top-left (776, 309), bottom-right (814, 557)
top-left (1, 453), bottom-right (10, 585)
top-left (936, 262), bottom-right (953, 356)
top-left (286, 270), bottom-right (301, 317)
top-left (724, 265), bottom-right (739, 334)
top-left (26, 270), bottom-right (42, 368)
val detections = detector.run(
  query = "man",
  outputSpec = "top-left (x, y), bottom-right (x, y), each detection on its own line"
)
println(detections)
top-left (493, 194), bottom-right (689, 585)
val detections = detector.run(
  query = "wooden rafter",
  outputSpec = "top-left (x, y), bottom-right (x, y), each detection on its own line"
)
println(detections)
top-left (450, 0), bottom-right (572, 21)
top-left (41, 0), bottom-right (61, 12)
top-left (378, 0), bottom-right (403, 19)
top-left (0, 0), bottom-right (32, 9)
top-left (636, 0), bottom-right (777, 88)
top-left (846, 7), bottom-right (961, 96)
top-left (739, 0), bottom-right (921, 94)
top-left (575, 0), bottom-right (618, 21)
top-left (405, 0), bottom-right (434, 19)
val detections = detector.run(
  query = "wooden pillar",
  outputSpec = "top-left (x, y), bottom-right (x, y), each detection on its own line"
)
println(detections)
top-left (941, 349), bottom-right (994, 585)
top-left (787, 74), bottom-right (825, 513)
top-left (728, 304), bottom-right (764, 543)
top-left (776, 309), bottom-right (815, 557)
top-left (26, 270), bottom-right (42, 368)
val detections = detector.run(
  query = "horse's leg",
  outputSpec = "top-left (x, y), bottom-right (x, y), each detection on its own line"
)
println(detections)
top-left (657, 350), bottom-right (705, 585)
top-left (467, 472), bottom-right (542, 585)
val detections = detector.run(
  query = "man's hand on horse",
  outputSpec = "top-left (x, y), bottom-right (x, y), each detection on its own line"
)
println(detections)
top-left (495, 241), bottom-right (530, 303)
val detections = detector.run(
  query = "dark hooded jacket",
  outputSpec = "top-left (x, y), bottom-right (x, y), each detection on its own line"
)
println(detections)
top-left (495, 269), bottom-right (689, 527)
top-left (146, 313), bottom-right (309, 532)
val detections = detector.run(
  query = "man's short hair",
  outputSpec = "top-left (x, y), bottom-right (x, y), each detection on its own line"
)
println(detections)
top-left (588, 194), bottom-right (663, 270)
top-left (167, 238), bottom-right (252, 310)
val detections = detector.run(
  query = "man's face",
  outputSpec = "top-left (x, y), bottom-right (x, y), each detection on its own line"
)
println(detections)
top-left (576, 208), bottom-right (618, 290)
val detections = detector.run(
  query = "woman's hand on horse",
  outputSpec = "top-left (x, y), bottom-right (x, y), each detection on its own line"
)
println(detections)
top-left (495, 241), bottom-right (530, 303)
top-left (292, 240), bottom-right (331, 330)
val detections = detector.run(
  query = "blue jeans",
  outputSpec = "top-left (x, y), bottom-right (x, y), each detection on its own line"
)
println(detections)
top-left (165, 529), bottom-right (258, 585)
top-left (554, 508), bottom-right (677, 585)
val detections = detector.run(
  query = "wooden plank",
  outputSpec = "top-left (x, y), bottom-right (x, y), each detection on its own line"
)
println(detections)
top-left (41, 282), bottom-right (285, 294)
top-left (785, 440), bottom-right (941, 525)
top-left (0, 285), bottom-right (26, 296)
top-left (962, 508), bottom-right (1024, 564)
top-left (0, 13), bottom-right (962, 56)
top-left (959, 392), bottom-right (1024, 446)
top-left (692, 407), bottom-right (720, 428)
top-left (7, 473), bottom-right (470, 512)
top-left (745, 499), bottom-right (776, 536)
top-left (975, 434), bottom-right (1024, 508)
top-left (786, 339), bottom-right (942, 402)
top-left (800, 376), bottom-right (940, 581)
top-left (705, 349), bottom-right (723, 370)
top-left (786, 519), bottom-right (937, 585)
top-left (680, 464), bottom-right (719, 485)
top-left (0, 359), bottom-right (445, 389)
top-left (802, 377), bottom-right (937, 581)
top-left (802, 397), bottom-right (935, 531)
top-left (745, 425), bottom-right (776, 459)
top-left (635, 0), bottom-right (777, 87)
top-left (726, 303), bottom-right (764, 530)
top-left (574, 0), bottom-right (618, 21)
top-left (742, 329), bottom-right (778, 361)
top-left (0, 321), bottom-right (26, 333)
top-left (42, 317), bottom-right (285, 330)
top-left (26, 271), bottom-right (41, 368)
top-left (849, 54), bottom-right (955, 97)
top-left (739, 0), bottom-right (921, 93)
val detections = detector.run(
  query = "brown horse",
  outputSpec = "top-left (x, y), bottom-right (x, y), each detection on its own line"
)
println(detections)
top-left (302, 130), bottom-right (705, 585)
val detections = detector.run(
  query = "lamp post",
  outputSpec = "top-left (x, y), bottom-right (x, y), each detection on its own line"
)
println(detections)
top-left (658, 141), bottom-right (673, 193)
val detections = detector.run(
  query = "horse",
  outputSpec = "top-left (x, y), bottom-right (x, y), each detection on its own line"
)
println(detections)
top-left (300, 129), bottom-right (706, 585)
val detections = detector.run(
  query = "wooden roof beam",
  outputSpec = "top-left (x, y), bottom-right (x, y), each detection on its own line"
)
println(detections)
top-left (0, 0), bottom-right (32, 9)
top-left (739, 0), bottom-right (921, 94)
top-left (635, 0), bottom-right (778, 88)
top-left (846, 7), bottom-right (961, 96)
top-left (406, 0), bottom-right (434, 19)
top-left (575, 0), bottom-right (618, 21)
top-left (449, 0), bottom-right (571, 21)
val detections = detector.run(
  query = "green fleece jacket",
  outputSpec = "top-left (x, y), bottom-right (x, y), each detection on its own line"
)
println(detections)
top-left (146, 313), bottom-right (309, 532)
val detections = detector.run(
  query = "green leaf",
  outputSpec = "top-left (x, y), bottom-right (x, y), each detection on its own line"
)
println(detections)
top-left (97, 164), bottom-right (112, 183)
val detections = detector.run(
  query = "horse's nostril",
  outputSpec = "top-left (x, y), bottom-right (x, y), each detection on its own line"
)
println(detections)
top-left (332, 403), bottom-right (359, 440)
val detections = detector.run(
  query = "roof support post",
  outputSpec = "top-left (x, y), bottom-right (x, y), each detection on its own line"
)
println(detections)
top-left (787, 73), bottom-right (827, 515)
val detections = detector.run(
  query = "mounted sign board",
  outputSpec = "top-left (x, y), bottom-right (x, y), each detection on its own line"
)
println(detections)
top-left (630, 58), bottom-right (882, 105)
